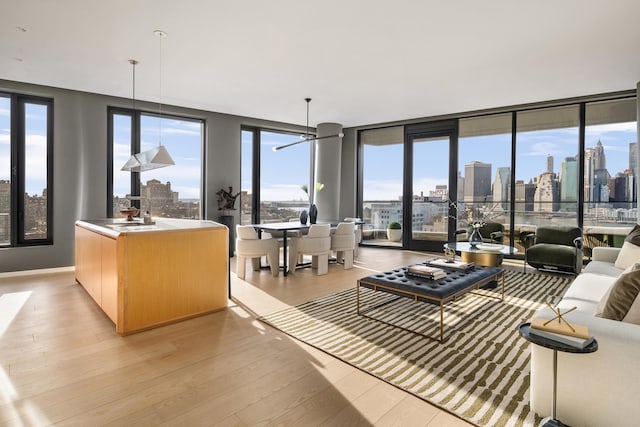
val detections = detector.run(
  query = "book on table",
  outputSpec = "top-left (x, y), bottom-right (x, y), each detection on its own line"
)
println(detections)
top-left (530, 317), bottom-right (594, 349)
top-left (406, 265), bottom-right (447, 280)
top-left (425, 258), bottom-right (474, 271)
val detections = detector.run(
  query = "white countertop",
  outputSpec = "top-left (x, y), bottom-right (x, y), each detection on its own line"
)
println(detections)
top-left (76, 218), bottom-right (226, 238)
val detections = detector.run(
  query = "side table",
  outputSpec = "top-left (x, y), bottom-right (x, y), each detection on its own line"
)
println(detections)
top-left (519, 322), bottom-right (598, 427)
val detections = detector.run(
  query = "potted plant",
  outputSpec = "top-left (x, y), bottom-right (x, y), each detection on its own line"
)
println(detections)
top-left (387, 221), bottom-right (402, 242)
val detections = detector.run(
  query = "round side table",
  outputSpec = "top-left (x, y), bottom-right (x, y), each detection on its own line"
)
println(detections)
top-left (519, 322), bottom-right (598, 427)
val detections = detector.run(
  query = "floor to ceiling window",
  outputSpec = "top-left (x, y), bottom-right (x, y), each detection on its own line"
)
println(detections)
top-left (582, 98), bottom-right (638, 248)
top-left (360, 126), bottom-right (404, 247)
top-left (358, 93), bottom-right (637, 256)
top-left (240, 129), bottom-right (254, 225)
top-left (0, 93), bottom-right (53, 247)
top-left (259, 130), bottom-right (312, 223)
top-left (108, 108), bottom-right (204, 219)
top-left (515, 105), bottom-right (581, 249)
top-left (458, 114), bottom-right (512, 242)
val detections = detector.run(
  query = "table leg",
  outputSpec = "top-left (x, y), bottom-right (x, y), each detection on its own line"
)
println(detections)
top-left (542, 349), bottom-right (567, 427)
top-left (282, 230), bottom-right (288, 276)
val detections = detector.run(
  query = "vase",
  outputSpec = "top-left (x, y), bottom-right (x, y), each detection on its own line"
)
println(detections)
top-left (309, 204), bottom-right (318, 224)
top-left (468, 226), bottom-right (483, 247)
top-left (299, 209), bottom-right (308, 224)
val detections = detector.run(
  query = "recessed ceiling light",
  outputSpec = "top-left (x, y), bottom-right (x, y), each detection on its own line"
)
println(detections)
top-left (16, 26), bottom-right (27, 33)
top-left (153, 30), bottom-right (167, 37)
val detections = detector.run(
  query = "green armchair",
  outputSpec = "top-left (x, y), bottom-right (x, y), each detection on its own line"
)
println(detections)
top-left (524, 226), bottom-right (583, 274)
top-left (455, 222), bottom-right (505, 244)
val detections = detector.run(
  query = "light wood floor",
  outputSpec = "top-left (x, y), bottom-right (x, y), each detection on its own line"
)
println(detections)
top-left (0, 247), bottom-right (523, 426)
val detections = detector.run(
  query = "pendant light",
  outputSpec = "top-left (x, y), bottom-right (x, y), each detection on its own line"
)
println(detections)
top-left (272, 98), bottom-right (344, 151)
top-left (121, 30), bottom-right (175, 172)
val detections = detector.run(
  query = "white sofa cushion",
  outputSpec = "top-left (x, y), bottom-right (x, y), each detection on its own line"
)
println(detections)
top-left (559, 272), bottom-right (617, 316)
top-left (614, 241), bottom-right (640, 269)
top-left (583, 260), bottom-right (624, 277)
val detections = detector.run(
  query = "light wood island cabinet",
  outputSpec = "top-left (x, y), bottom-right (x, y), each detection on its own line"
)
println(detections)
top-left (75, 218), bottom-right (229, 335)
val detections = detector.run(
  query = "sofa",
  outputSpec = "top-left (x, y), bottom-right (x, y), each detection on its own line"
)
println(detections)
top-left (529, 244), bottom-right (640, 427)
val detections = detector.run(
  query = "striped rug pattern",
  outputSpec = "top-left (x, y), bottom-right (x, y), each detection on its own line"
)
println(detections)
top-left (258, 271), bottom-right (573, 427)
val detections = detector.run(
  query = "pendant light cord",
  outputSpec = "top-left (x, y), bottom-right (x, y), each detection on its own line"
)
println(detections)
top-left (154, 30), bottom-right (167, 147)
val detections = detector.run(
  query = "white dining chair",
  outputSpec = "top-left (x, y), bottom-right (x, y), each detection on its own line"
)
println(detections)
top-left (344, 217), bottom-right (362, 258)
top-left (235, 225), bottom-right (279, 279)
top-left (331, 222), bottom-right (356, 269)
top-left (288, 224), bottom-right (331, 275)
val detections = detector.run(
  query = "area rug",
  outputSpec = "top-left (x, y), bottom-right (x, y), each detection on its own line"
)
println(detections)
top-left (258, 271), bottom-right (573, 427)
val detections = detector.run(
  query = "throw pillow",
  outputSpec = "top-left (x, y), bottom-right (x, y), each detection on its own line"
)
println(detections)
top-left (599, 268), bottom-right (640, 321)
top-left (624, 223), bottom-right (640, 245)
top-left (595, 262), bottom-right (640, 317)
top-left (614, 241), bottom-right (640, 269)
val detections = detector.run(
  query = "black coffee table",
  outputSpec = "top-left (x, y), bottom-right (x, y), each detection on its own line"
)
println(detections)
top-left (357, 263), bottom-right (504, 342)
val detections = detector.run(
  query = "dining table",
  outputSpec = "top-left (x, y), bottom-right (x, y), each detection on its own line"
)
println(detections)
top-left (252, 221), bottom-right (310, 276)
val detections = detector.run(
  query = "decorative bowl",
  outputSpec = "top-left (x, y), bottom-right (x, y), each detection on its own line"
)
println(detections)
top-left (476, 243), bottom-right (504, 252)
top-left (120, 207), bottom-right (138, 221)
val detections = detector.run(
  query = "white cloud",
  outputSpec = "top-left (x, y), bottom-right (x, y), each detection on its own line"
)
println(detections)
top-left (0, 108), bottom-right (9, 117)
top-left (362, 179), bottom-right (404, 201)
top-left (522, 141), bottom-right (565, 157)
top-left (260, 183), bottom-right (308, 202)
top-left (0, 134), bottom-right (9, 144)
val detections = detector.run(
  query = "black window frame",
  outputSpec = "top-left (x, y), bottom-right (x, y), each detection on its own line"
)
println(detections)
top-left (107, 106), bottom-right (206, 219)
top-left (240, 126), bottom-right (317, 225)
top-left (1, 92), bottom-right (54, 247)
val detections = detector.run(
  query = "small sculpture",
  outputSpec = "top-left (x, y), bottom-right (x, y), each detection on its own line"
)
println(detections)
top-left (217, 186), bottom-right (240, 210)
top-left (444, 247), bottom-right (456, 263)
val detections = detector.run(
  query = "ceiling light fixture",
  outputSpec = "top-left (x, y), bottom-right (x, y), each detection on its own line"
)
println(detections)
top-left (121, 30), bottom-right (175, 172)
top-left (272, 98), bottom-right (344, 151)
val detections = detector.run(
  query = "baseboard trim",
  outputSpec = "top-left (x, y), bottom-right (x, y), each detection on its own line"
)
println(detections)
top-left (0, 266), bottom-right (75, 278)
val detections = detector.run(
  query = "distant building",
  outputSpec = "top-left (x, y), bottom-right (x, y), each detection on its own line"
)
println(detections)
top-left (141, 179), bottom-right (178, 213)
top-left (492, 167), bottom-right (510, 210)
top-left (534, 172), bottom-right (558, 212)
top-left (559, 157), bottom-right (578, 204)
top-left (546, 154), bottom-right (554, 174)
top-left (629, 142), bottom-right (637, 173)
top-left (464, 161), bottom-right (492, 203)
top-left (594, 140), bottom-right (606, 170)
top-left (514, 180), bottom-right (536, 212)
top-left (593, 169), bottom-right (610, 203)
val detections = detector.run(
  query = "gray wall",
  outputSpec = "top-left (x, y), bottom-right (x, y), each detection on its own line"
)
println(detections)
top-left (0, 79), bottom-right (308, 272)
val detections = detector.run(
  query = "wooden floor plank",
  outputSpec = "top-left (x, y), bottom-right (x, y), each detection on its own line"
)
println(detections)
top-left (0, 247), bottom-right (480, 426)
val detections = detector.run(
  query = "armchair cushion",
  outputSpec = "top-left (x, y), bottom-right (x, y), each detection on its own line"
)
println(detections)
top-left (525, 226), bottom-right (583, 274)
top-left (527, 244), bottom-right (581, 271)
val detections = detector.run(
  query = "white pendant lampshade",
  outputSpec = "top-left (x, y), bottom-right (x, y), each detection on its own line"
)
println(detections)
top-left (121, 145), bottom-right (175, 172)
top-left (121, 30), bottom-right (174, 172)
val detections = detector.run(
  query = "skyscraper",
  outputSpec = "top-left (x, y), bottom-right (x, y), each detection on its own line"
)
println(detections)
top-left (464, 161), bottom-right (492, 203)
top-left (559, 157), bottom-right (578, 204)
top-left (594, 140), bottom-right (606, 170)
top-left (492, 167), bottom-right (510, 210)
top-left (534, 172), bottom-right (558, 212)
top-left (629, 142), bottom-right (637, 173)
top-left (546, 154), bottom-right (554, 173)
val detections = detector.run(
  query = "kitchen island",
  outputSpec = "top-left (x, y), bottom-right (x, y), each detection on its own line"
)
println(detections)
top-left (75, 218), bottom-right (228, 335)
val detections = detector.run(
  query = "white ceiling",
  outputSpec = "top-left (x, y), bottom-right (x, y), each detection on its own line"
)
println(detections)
top-left (1, 0), bottom-right (639, 128)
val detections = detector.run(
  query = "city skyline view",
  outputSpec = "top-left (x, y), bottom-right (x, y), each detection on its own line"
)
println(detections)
top-left (3, 102), bottom-right (636, 207)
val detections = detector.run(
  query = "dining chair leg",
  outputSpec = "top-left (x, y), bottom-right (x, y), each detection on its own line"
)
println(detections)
top-left (237, 256), bottom-right (247, 279)
top-left (317, 254), bottom-right (329, 275)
